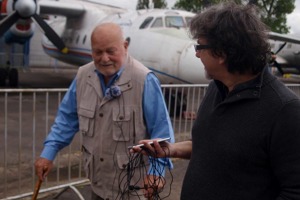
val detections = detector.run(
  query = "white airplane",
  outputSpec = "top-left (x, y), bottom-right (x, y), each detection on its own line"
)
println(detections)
top-left (0, 0), bottom-right (300, 87)
top-left (0, 0), bottom-right (207, 86)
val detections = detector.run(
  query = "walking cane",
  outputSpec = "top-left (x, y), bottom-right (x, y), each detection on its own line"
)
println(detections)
top-left (32, 179), bottom-right (42, 200)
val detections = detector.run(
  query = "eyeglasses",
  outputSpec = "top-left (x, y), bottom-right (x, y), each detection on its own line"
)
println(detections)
top-left (194, 44), bottom-right (212, 52)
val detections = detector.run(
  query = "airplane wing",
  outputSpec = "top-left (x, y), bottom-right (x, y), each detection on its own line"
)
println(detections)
top-left (38, 0), bottom-right (127, 17)
top-left (269, 32), bottom-right (300, 45)
top-left (39, 0), bottom-right (85, 17)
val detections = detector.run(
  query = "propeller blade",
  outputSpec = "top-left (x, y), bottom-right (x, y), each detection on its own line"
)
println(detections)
top-left (275, 42), bottom-right (287, 55)
top-left (273, 60), bottom-right (284, 75)
top-left (0, 11), bottom-right (20, 36)
top-left (32, 13), bottom-right (68, 53)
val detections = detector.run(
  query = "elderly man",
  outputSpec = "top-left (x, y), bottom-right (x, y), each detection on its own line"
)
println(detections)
top-left (35, 23), bottom-right (174, 200)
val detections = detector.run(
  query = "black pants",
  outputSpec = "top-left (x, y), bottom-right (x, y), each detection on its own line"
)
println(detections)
top-left (91, 190), bottom-right (104, 200)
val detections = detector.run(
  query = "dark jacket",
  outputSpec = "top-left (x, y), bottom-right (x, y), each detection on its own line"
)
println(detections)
top-left (181, 69), bottom-right (300, 200)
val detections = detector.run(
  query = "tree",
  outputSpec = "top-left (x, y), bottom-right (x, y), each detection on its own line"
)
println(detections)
top-left (173, 0), bottom-right (243, 13)
top-left (136, 0), bottom-right (167, 9)
top-left (136, 0), bottom-right (150, 9)
top-left (153, 0), bottom-right (167, 8)
top-left (173, 0), bottom-right (209, 13)
top-left (254, 0), bottom-right (295, 33)
top-left (172, 0), bottom-right (295, 33)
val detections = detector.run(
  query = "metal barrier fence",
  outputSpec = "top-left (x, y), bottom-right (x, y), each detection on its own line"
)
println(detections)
top-left (1, 84), bottom-right (300, 199)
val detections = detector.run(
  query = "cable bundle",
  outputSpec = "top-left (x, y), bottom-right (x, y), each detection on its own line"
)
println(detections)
top-left (115, 147), bottom-right (173, 200)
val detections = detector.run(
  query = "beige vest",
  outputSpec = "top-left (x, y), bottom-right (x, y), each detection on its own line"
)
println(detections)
top-left (76, 55), bottom-right (150, 199)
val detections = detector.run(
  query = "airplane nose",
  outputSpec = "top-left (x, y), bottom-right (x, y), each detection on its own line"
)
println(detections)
top-left (15, 0), bottom-right (37, 18)
top-left (178, 43), bottom-right (209, 84)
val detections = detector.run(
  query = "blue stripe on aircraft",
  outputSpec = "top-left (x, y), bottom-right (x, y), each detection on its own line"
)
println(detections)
top-left (147, 67), bottom-right (192, 84)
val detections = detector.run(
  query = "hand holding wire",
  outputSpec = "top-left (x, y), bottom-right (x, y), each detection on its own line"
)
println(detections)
top-left (116, 140), bottom-right (173, 200)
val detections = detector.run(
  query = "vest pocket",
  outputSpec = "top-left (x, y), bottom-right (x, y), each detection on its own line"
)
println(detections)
top-left (112, 106), bottom-right (131, 141)
top-left (82, 146), bottom-right (94, 182)
top-left (116, 154), bottom-right (130, 169)
top-left (116, 153), bottom-right (147, 189)
top-left (116, 154), bottom-right (147, 169)
top-left (78, 108), bottom-right (95, 137)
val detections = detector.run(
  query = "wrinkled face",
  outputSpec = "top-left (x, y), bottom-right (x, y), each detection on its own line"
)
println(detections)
top-left (195, 38), bottom-right (226, 80)
top-left (91, 33), bottom-right (128, 78)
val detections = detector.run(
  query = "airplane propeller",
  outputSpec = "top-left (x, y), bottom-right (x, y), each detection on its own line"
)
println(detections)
top-left (274, 42), bottom-right (287, 55)
top-left (270, 42), bottom-right (287, 75)
top-left (0, 11), bottom-right (19, 35)
top-left (31, 13), bottom-right (68, 53)
top-left (0, 0), bottom-right (68, 53)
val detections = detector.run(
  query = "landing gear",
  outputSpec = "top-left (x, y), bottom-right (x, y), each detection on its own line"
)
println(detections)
top-left (164, 89), bottom-right (187, 117)
top-left (0, 68), bottom-right (7, 87)
top-left (0, 67), bottom-right (19, 87)
top-left (8, 68), bottom-right (19, 87)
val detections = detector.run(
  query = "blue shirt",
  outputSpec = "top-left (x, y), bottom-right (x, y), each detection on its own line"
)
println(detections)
top-left (41, 69), bottom-right (175, 176)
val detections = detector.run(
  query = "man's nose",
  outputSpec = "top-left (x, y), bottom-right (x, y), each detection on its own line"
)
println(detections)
top-left (101, 53), bottom-right (110, 62)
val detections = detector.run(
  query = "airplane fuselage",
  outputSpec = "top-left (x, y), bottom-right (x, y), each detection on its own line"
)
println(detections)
top-left (40, 3), bottom-right (209, 84)
top-left (2, 0), bottom-right (300, 86)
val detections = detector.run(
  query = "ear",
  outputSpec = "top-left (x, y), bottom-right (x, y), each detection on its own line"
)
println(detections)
top-left (218, 52), bottom-right (227, 65)
top-left (124, 40), bottom-right (129, 50)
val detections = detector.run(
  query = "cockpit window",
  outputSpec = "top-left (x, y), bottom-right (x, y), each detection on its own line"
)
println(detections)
top-left (185, 17), bottom-right (192, 26)
top-left (142, 15), bottom-right (193, 29)
top-left (151, 17), bottom-right (163, 28)
top-left (139, 17), bottom-right (154, 29)
top-left (165, 16), bottom-right (185, 28)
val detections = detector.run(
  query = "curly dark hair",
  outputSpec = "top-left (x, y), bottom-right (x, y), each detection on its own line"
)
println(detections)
top-left (190, 2), bottom-right (271, 75)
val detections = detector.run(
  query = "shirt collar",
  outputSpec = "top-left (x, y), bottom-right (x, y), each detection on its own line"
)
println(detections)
top-left (215, 67), bottom-right (268, 100)
top-left (95, 66), bottom-right (125, 95)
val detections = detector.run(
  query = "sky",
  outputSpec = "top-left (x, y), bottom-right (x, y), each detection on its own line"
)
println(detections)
top-left (287, 0), bottom-right (300, 34)
top-left (96, 0), bottom-right (300, 34)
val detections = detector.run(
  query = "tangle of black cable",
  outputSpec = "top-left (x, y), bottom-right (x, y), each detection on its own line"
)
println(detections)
top-left (116, 145), bottom-right (173, 200)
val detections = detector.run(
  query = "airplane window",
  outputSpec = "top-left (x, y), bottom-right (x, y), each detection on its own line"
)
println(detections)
top-left (165, 16), bottom-right (184, 28)
top-left (151, 17), bottom-right (163, 28)
top-left (185, 17), bottom-right (192, 26)
top-left (83, 35), bottom-right (87, 44)
top-left (76, 35), bottom-right (80, 44)
top-left (139, 17), bottom-right (154, 29)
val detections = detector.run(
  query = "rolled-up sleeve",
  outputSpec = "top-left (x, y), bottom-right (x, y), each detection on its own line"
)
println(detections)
top-left (143, 72), bottom-right (175, 176)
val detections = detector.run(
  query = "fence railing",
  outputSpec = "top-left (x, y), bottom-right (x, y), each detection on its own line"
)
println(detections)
top-left (1, 84), bottom-right (300, 199)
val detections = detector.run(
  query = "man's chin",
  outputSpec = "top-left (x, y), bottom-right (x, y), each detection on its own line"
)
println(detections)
top-left (97, 65), bottom-right (116, 75)
top-left (101, 71), bottom-right (116, 77)
top-left (205, 72), bottom-right (212, 80)
top-left (100, 64), bottom-right (114, 68)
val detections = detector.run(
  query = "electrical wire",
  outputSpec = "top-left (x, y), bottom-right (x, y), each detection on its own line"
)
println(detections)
top-left (115, 146), bottom-right (173, 200)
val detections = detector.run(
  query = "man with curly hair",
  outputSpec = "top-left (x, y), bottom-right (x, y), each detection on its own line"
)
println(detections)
top-left (133, 2), bottom-right (300, 200)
